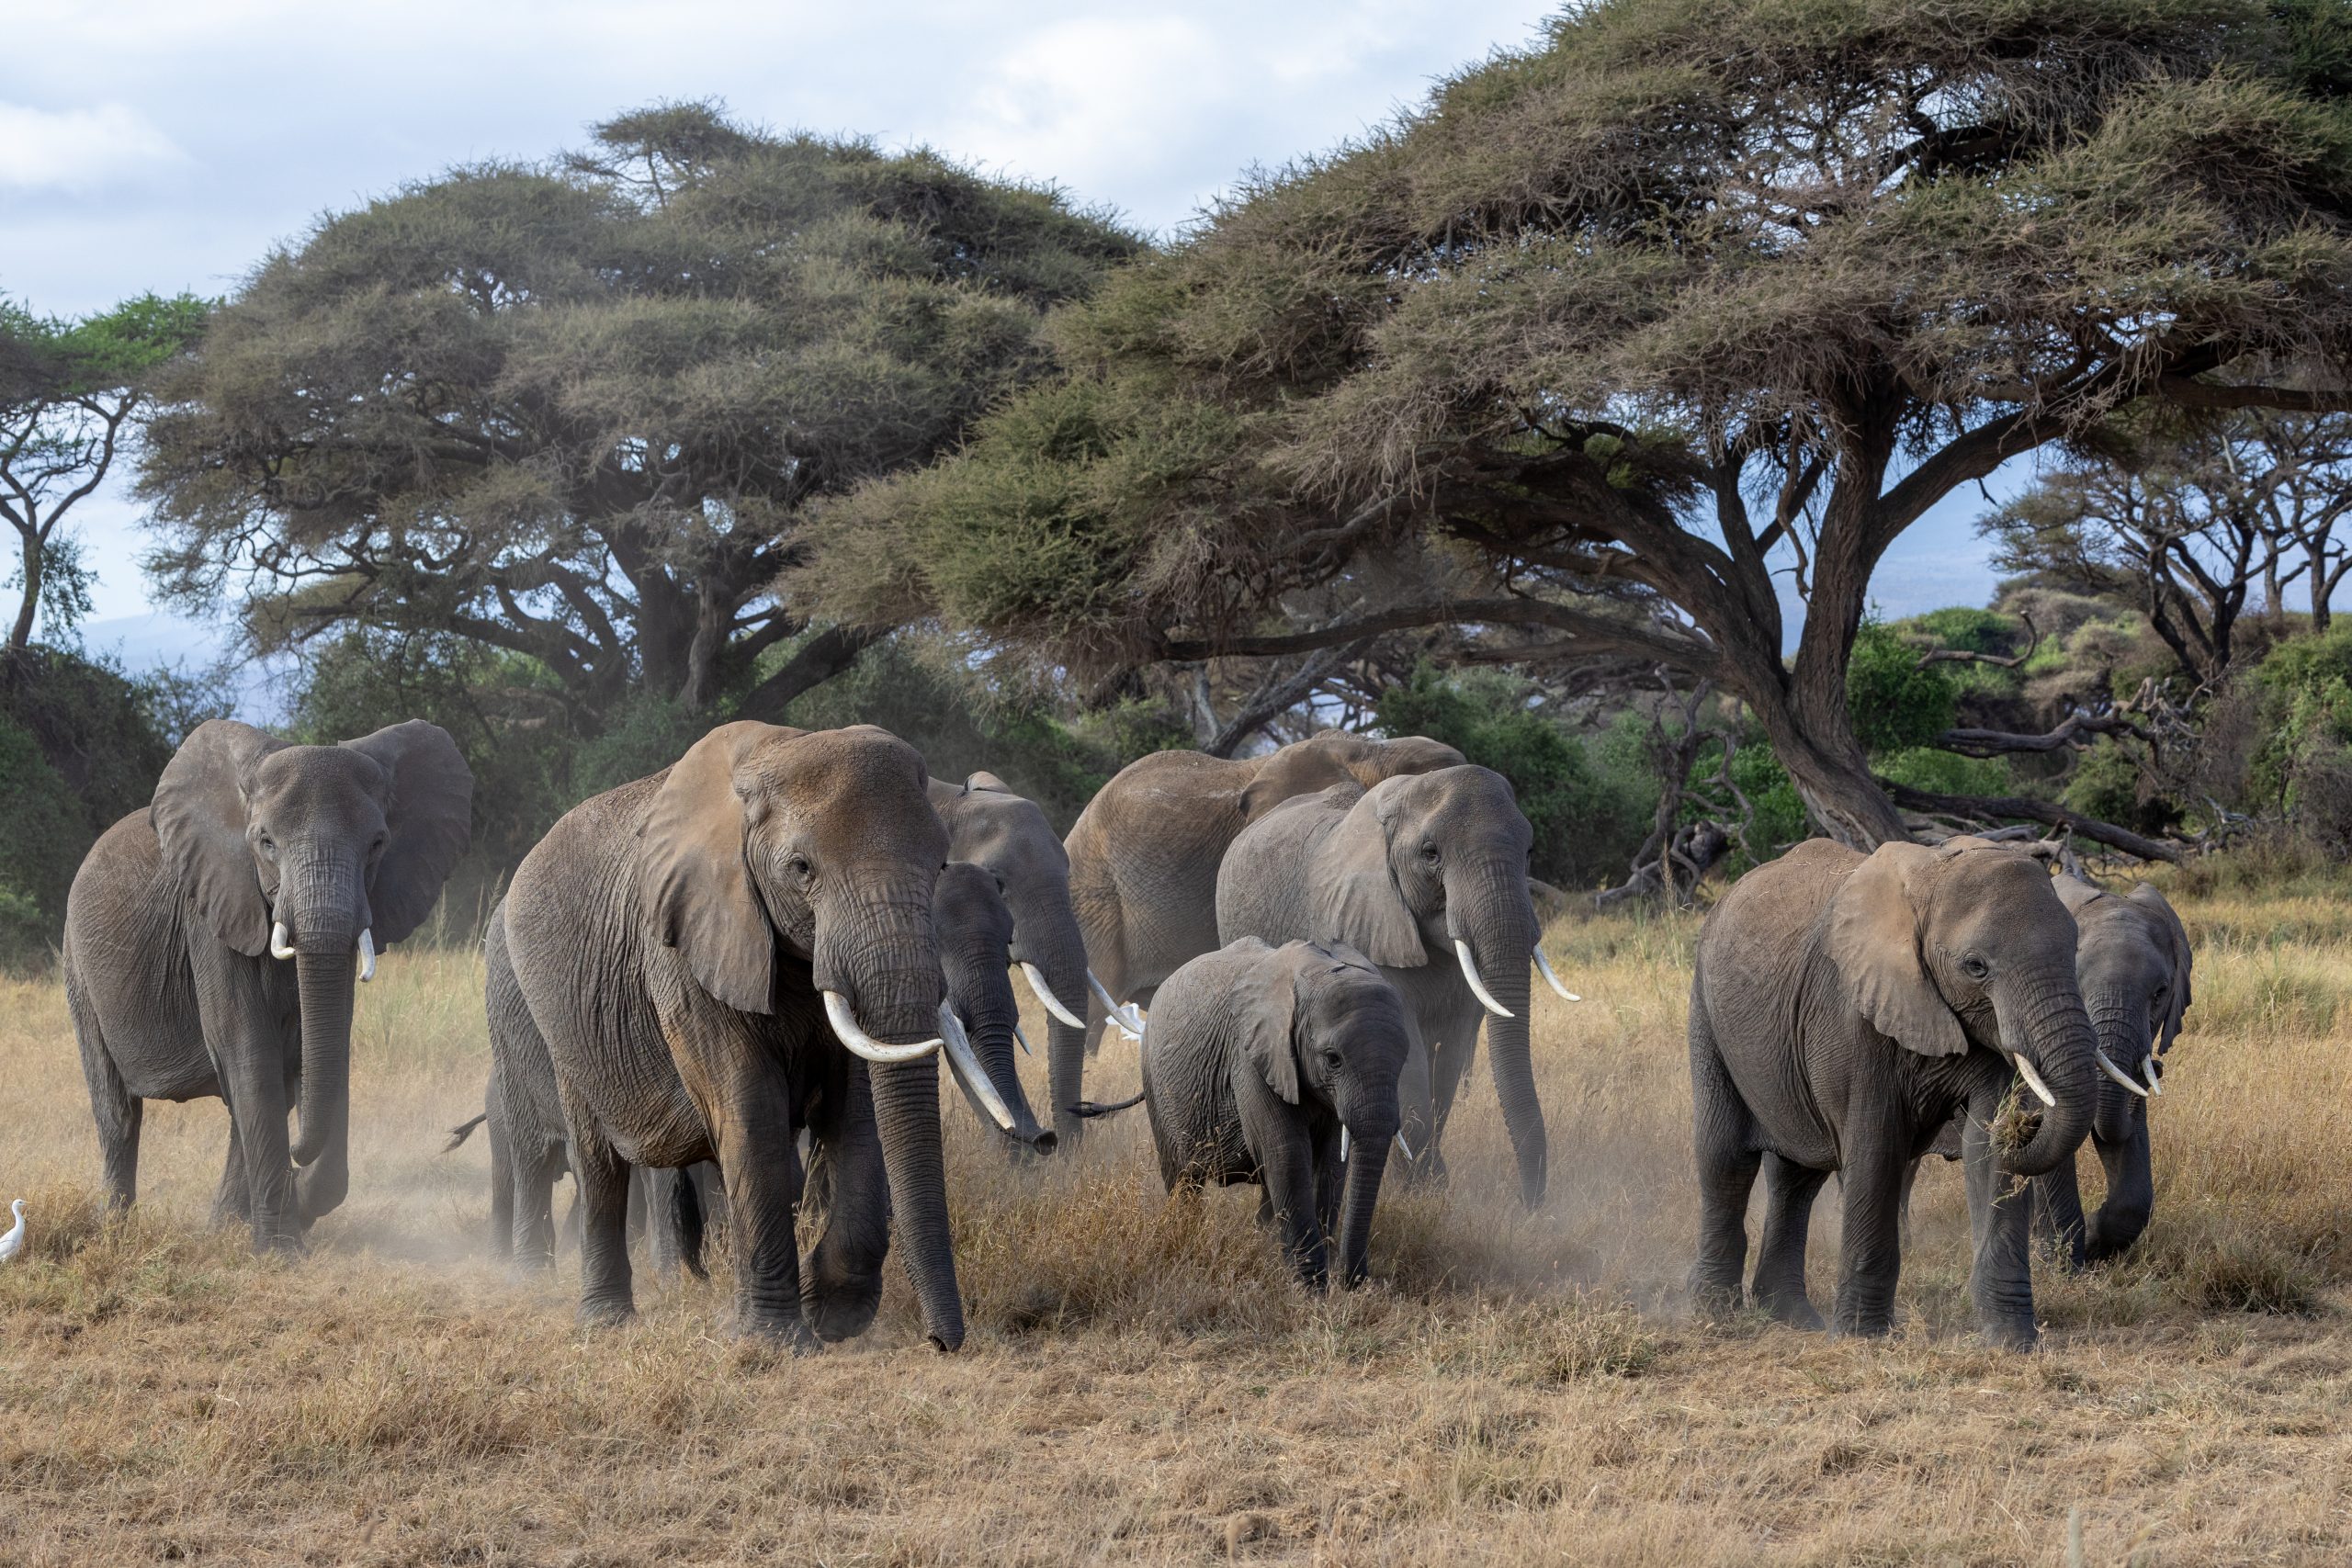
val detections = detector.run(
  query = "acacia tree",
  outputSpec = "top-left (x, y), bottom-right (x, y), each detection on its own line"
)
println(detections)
top-left (1986, 403), bottom-right (2352, 674)
top-left (138, 103), bottom-right (1140, 726)
top-left (0, 293), bottom-right (208, 655)
top-left (807, 0), bottom-right (2352, 845)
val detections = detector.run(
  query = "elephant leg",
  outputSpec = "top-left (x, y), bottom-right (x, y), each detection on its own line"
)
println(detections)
top-left (212, 1118), bottom-right (251, 1229)
top-left (72, 1001), bottom-right (143, 1212)
top-left (1261, 1133), bottom-right (1326, 1290)
top-left (707, 1068), bottom-right (814, 1347)
top-left (1390, 1012), bottom-right (1439, 1189)
top-left (512, 1139), bottom-right (563, 1271)
top-left (1827, 1135), bottom-right (1906, 1338)
top-left (2085, 1122), bottom-right (2154, 1263)
top-left (801, 1064), bottom-right (886, 1343)
top-left (1687, 1011), bottom-right (1759, 1319)
top-left (1751, 1153), bottom-right (1828, 1329)
top-left (2031, 1145), bottom-right (2090, 1273)
top-left (644, 1167), bottom-right (709, 1282)
top-left (211, 1018), bottom-right (301, 1254)
top-left (1962, 1094), bottom-right (2039, 1349)
top-left (486, 1112), bottom-right (513, 1264)
top-left (570, 1121), bottom-right (636, 1325)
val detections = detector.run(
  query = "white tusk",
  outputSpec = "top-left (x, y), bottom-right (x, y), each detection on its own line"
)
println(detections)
top-left (2141, 1054), bottom-right (2164, 1097)
top-left (356, 928), bottom-right (376, 983)
top-left (269, 920), bottom-right (295, 961)
top-left (1340, 1126), bottom-right (1350, 1163)
top-left (939, 1004), bottom-right (1018, 1134)
top-left (1453, 939), bottom-right (1514, 1019)
top-left (2096, 1049), bottom-right (2149, 1100)
top-left (1116, 1001), bottom-right (1148, 1039)
top-left (1022, 964), bottom-right (1088, 1030)
top-left (1394, 1131), bottom-right (1415, 1162)
top-left (1533, 945), bottom-right (1581, 1002)
top-left (1082, 970), bottom-right (1137, 1035)
top-left (2007, 1051), bottom-right (2057, 1109)
top-left (820, 991), bottom-right (942, 1064)
top-left (1012, 1021), bottom-right (1033, 1056)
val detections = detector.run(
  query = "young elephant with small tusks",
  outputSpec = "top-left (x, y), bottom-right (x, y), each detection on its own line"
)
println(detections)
top-left (1075, 938), bottom-right (1410, 1290)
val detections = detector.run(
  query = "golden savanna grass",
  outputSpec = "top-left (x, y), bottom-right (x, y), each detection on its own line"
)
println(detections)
top-left (5, 876), bottom-right (2351, 1565)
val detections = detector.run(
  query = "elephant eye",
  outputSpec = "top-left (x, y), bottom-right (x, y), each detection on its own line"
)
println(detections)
top-left (1960, 955), bottom-right (1990, 980)
top-left (787, 854), bottom-right (814, 883)
top-left (256, 836), bottom-right (277, 861)
top-left (1420, 840), bottom-right (1440, 863)
top-left (1323, 1050), bottom-right (1344, 1069)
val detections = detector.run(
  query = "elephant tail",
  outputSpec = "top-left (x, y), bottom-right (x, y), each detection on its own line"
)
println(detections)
top-left (1069, 1093), bottom-right (1146, 1119)
top-left (443, 1113), bottom-right (488, 1154)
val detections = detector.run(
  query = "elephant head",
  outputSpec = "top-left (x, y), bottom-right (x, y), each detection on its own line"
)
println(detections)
top-left (152, 718), bottom-right (472, 1215)
top-left (928, 773), bottom-right (1092, 1066)
top-left (1310, 764), bottom-right (1549, 1206)
top-left (1240, 732), bottom-right (1465, 822)
top-left (1824, 837), bottom-right (2105, 1178)
top-left (933, 860), bottom-right (1054, 1151)
top-left (1246, 940), bottom-right (1410, 1288)
top-left (639, 722), bottom-right (968, 1347)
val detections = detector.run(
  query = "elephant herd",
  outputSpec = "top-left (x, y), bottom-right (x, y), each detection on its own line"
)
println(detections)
top-left (60, 716), bottom-right (2192, 1353)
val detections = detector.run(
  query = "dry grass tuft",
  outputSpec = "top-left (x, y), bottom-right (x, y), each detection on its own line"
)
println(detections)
top-left (4, 890), bottom-right (2351, 1563)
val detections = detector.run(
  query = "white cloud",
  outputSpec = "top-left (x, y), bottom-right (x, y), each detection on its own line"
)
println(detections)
top-left (0, 101), bottom-right (189, 193)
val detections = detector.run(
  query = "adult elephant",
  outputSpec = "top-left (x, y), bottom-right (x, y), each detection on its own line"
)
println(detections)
top-left (64, 719), bottom-right (472, 1252)
top-left (1689, 836), bottom-right (2120, 1348)
top-left (502, 721), bottom-right (987, 1348)
top-left (929, 772), bottom-right (1092, 1092)
top-left (1056, 730), bottom-right (1463, 1148)
top-left (1215, 766), bottom-right (1554, 1208)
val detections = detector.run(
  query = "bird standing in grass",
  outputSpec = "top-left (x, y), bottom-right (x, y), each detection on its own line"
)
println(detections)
top-left (0, 1199), bottom-right (23, 1263)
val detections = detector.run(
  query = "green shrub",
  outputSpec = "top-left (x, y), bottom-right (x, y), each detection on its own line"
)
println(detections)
top-left (1878, 747), bottom-right (2010, 797)
top-left (1846, 621), bottom-right (1958, 753)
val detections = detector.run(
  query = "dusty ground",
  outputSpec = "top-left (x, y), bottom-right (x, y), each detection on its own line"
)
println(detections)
top-left (3, 874), bottom-right (2348, 1565)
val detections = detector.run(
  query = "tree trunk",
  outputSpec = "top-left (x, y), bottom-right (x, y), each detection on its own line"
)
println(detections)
top-left (9, 527), bottom-right (41, 654)
top-left (733, 625), bottom-right (884, 724)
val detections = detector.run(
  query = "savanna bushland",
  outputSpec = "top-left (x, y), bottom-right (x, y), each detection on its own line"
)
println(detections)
top-left (8, 0), bottom-right (2352, 1562)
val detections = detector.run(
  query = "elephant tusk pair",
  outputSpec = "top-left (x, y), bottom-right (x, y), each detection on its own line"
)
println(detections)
top-left (2097, 1048), bottom-right (2151, 1100)
top-left (1338, 1128), bottom-right (1415, 1163)
top-left (1021, 963), bottom-right (1088, 1031)
top-left (1454, 940), bottom-right (1513, 1019)
top-left (1082, 970), bottom-right (1148, 1038)
top-left (1533, 945), bottom-right (1581, 1002)
top-left (2142, 1053), bottom-right (2164, 1096)
top-left (821, 991), bottom-right (944, 1064)
top-left (937, 1004), bottom-right (1023, 1136)
top-left (266, 919), bottom-right (376, 983)
top-left (2006, 1051), bottom-right (2057, 1109)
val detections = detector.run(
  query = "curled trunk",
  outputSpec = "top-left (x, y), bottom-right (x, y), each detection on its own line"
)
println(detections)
top-left (949, 937), bottom-right (1051, 1150)
top-left (869, 1056), bottom-right (964, 1350)
top-left (1012, 905), bottom-right (1093, 1153)
top-left (1992, 968), bottom-right (2100, 1179)
top-left (2083, 987), bottom-right (2152, 1147)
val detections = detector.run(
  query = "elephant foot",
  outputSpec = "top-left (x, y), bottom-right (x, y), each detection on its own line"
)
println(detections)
top-left (732, 1312), bottom-right (820, 1354)
top-left (1826, 1313), bottom-right (1894, 1340)
top-left (578, 1296), bottom-right (637, 1330)
top-left (252, 1229), bottom-right (307, 1259)
top-left (1756, 1290), bottom-right (1825, 1331)
top-left (1979, 1317), bottom-right (2039, 1352)
top-left (1688, 1274), bottom-right (1746, 1323)
top-left (800, 1258), bottom-right (885, 1344)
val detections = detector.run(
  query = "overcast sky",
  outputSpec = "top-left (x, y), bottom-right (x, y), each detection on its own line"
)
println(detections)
top-left (2, 0), bottom-right (2002, 648)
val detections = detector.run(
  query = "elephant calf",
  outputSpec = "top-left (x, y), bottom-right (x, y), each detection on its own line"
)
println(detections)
top-left (1079, 938), bottom-right (1409, 1289)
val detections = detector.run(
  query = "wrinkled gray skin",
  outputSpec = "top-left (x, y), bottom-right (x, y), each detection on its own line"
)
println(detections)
top-left (503, 721), bottom-right (966, 1348)
top-left (1689, 837), bottom-right (2102, 1349)
top-left (929, 772), bottom-right (1086, 1142)
top-left (1082, 939), bottom-right (1410, 1289)
top-left (1215, 767), bottom-right (1550, 1208)
top-left (1057, 731), bottom-right (1463, 1150)
top-left (1905, 877), bottom-right (2192, 1269)
top-left (63, 719), bottom-right (471, 1253)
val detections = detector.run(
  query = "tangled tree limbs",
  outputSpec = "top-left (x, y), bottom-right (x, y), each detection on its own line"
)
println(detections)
top-left (808, 0), bottom-right (2352, 847)
top-left (137, 103), bottom-right (1140, 725)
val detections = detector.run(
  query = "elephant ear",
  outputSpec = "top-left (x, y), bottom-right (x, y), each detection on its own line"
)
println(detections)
top-left (2051, 871), bottom-right (2107, 917)
top-left (966, 771), bottom-right (1012, 794)
top-left (1309, 781), bottom-right (1427, 968)
top-left (2127, 883), bottom-right (2194, 1049)
top-left (1824, 840), bottom-right (1969, 1058)
top-left (638, 721), bottom-right (799, 1015)
top-left (151, 719), bottom-right (284, 957)
top-left (341, 720), bottom-right (474, 946)
top-left (1239, 944), bottom-right (1303, 1105)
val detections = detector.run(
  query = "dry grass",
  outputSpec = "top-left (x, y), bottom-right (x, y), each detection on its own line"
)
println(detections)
top-left (5, 889), bottom-right (2351, 1565)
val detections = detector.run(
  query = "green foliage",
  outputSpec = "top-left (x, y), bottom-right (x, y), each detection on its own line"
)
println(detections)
top-left (2063, 744), bottom-right (2180, 837)
top-left (1374, 666), bottom-right (1652, 887)
top-left (1847, 623), bottom-right (1960, 755)
top-left (1878, 747), bottom-right (2011, 797)
top-left (1717, 739), bottom-right (1811, 874)
top-left (139, 103), bottom-right (1141, 723)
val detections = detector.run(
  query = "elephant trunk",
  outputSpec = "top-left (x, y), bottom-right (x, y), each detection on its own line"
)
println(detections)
top-left (2083, 986), bottom-right (2152, 1147)
top-left (1334, 1118), bottom-right (1395, 1288)
top-left (281, 858), bottom-right (362, 1174)
top-left (949, 936), bottom-right (1052, 1151)
top-left (1013, 897), bottom-right (1093, 1153)
top-left (1991, 966), bottom-right (2099, 1179)
top-left (1454, 860), bottom-right (1545, 1208)
top-left (824, 908), bottom-right (963, 1351)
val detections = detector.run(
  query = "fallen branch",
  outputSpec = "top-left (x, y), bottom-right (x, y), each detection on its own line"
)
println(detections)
top-left (1932, 710), bottom-right (2155, 758)
top-left (1917, 612), bottom-right (2039, 671)
top-left (1882, 783), bottom-right (2181, 863)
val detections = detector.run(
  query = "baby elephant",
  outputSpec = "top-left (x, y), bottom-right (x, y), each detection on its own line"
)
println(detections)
top-left (1079, 938), bottom-right (1410, 1289)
